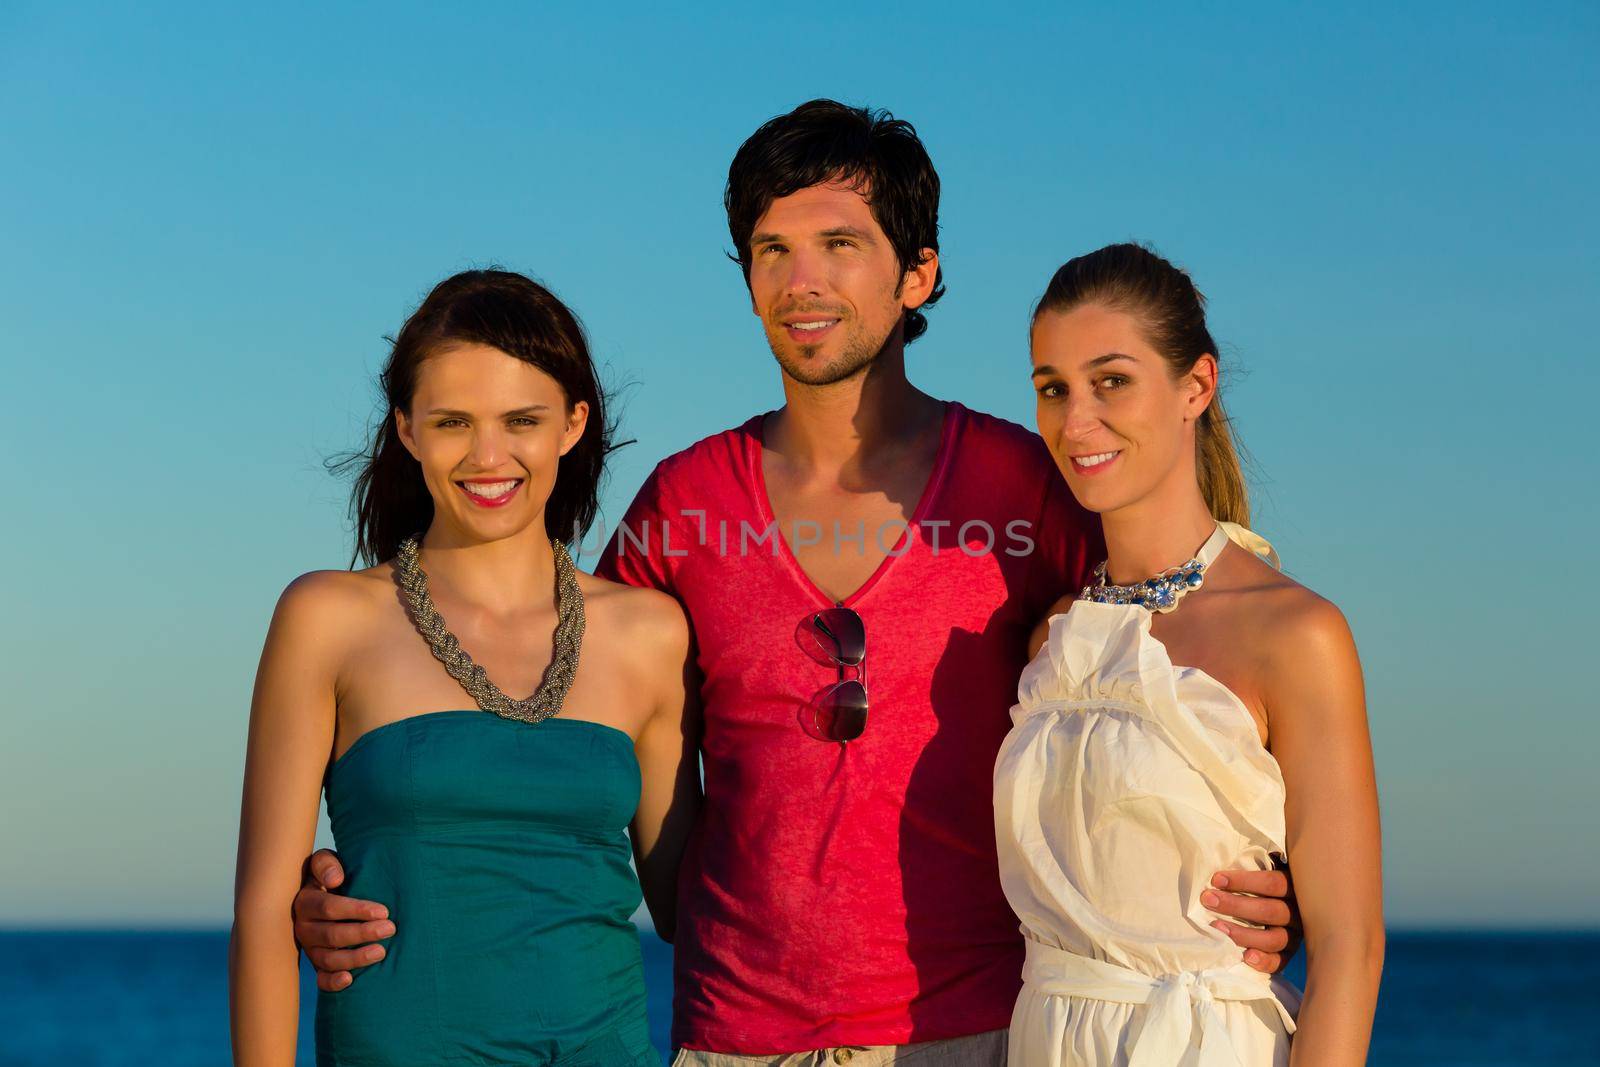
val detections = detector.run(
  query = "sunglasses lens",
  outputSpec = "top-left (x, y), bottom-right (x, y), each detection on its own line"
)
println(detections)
top-left (811, 607), bottom-right (866, 666)
top-left (813, 679), bottom-right (868, 742)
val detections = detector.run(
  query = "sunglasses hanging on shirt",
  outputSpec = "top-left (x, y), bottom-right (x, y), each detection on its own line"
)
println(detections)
top-left (798, 605), bottom-right (868, 743)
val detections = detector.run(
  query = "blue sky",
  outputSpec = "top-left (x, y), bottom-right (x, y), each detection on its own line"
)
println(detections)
top-left (1, 3), bottom-right (1595, 927)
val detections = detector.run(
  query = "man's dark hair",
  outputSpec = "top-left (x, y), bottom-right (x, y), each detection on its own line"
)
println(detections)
top-left (725, 99), bottom-right (944, 344)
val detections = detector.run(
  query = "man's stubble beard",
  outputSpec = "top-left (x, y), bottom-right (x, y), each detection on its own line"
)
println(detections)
top-left (767, 319), bottom-right (896, 387)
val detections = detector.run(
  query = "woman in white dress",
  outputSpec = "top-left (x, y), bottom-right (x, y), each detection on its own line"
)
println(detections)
top-left (996, 244), bottom-right (1383, 1066)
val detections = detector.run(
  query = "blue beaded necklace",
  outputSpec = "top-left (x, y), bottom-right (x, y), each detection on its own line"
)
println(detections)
top-left (1081, 525), bottom-right (1230, 614)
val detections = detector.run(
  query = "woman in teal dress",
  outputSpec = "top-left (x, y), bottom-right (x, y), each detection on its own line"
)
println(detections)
top-left (230, 270), bottom-right (699, 1066)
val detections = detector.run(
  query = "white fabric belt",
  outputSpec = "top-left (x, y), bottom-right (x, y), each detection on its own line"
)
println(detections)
top-left (1021, 938), bottom-right (1296, 1067)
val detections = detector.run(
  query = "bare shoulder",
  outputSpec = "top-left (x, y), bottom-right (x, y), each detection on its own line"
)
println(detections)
top-left (277, 563), bottom-right (391, 611)
top-left (578, 571), bottom-right (691, 666)
top-left (1258, 577), bottom-right (1354, 664)
top-left (270, 565), bottom-right (395, 645)
top-left (1229, 557), bottom-right (1361, 702)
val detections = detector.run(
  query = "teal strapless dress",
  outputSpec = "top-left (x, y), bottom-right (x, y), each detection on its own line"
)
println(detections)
top-left (314, 711), bottom-right (656, 1066)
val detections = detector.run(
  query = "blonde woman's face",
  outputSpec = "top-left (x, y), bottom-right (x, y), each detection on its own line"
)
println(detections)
top-left (1030, 303), bottom-right (1214, 516)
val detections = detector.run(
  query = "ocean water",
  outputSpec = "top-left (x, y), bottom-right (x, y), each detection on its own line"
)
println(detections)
top-left (0, 930), bottom-right (1594, 1065)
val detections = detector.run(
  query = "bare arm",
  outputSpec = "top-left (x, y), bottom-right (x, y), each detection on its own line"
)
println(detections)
top-left (229, 576), bottom-right (345, 1066)
top-left (629, 597), bottom-right (702, 942)
top-left (1268, 598), bottom-right (1384, 1065)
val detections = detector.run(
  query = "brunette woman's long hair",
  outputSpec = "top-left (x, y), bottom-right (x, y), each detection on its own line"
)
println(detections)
top-left (333, 270), bottom-right (615, 566)
top-left (1033, 243), bottom-right (1251, 526)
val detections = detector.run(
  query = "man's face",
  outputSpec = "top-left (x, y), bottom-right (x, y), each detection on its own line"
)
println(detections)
top-left (746, 181), bottom-right (927, 385)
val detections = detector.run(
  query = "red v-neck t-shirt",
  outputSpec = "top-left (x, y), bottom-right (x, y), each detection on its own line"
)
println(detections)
top-left (596, 402), bottom-right (1100, 1054)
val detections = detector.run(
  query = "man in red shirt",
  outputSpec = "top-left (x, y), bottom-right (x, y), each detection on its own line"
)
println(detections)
top-left (294, 100), bottom-right (1298, 1065)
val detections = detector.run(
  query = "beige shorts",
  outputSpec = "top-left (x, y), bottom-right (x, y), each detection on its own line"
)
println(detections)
top-left (671, 1027), bottom-right (1007, 1066)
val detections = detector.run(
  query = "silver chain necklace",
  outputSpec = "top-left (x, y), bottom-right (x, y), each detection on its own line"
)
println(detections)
top-left (394, 535), bottom-right (584, 723)
top-left (1081, 525), bottom-right (1230, 615)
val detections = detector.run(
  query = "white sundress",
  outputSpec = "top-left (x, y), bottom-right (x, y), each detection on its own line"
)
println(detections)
top-left (994, 526), bottom-right (1300, 1067)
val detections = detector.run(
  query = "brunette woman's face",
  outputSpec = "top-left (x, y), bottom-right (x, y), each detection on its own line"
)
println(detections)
top-left (1031, 303), bottom-right (1215, 516)
top-left (395, 343), bottom-right (587, 543)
